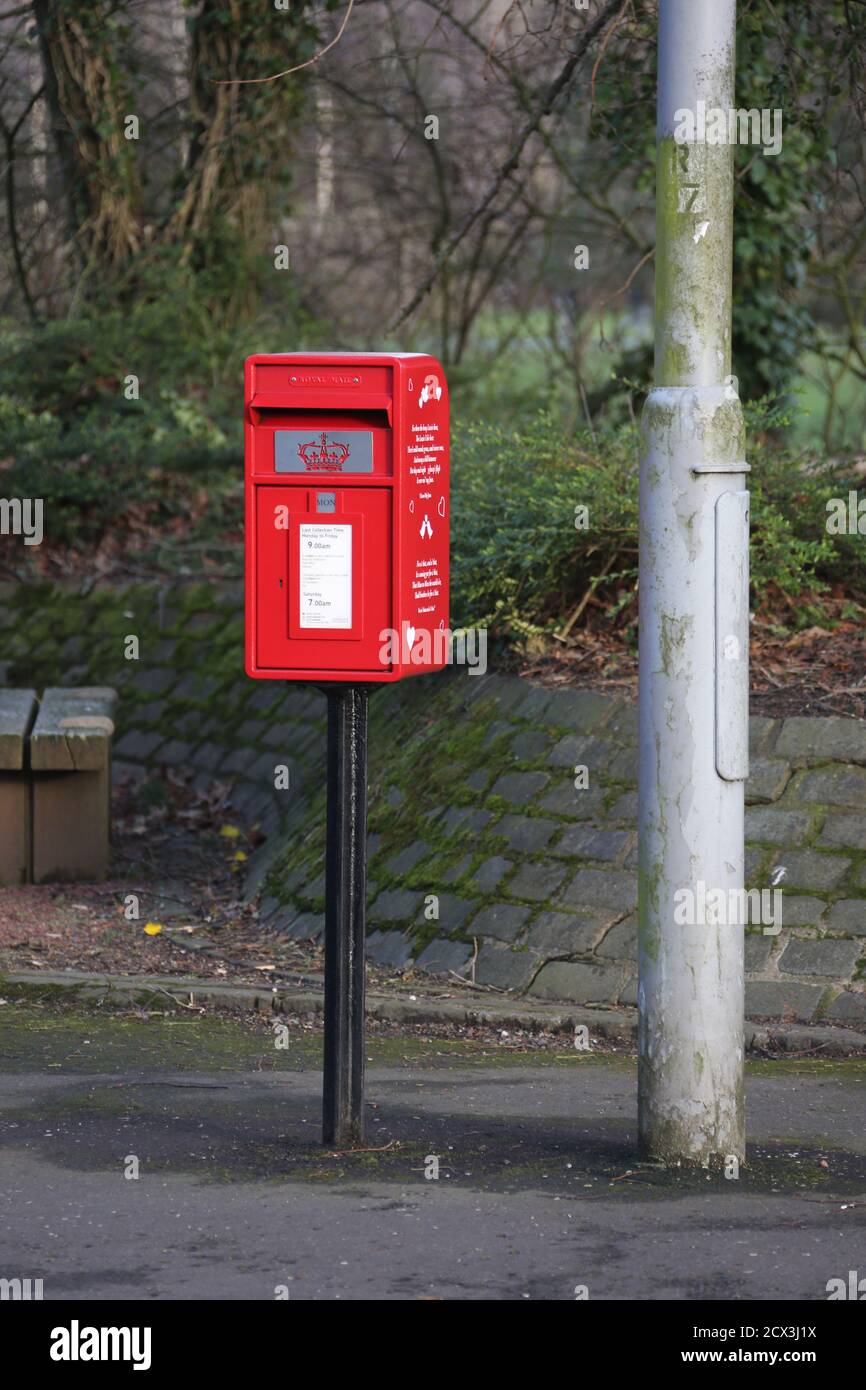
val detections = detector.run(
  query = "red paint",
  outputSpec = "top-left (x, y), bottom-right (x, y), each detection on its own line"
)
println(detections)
top-left (245, 353), bottom-right (450, 682)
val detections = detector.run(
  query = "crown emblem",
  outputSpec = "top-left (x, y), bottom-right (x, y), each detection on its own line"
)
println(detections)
top-left (298, 431), bottom-right (350, 471)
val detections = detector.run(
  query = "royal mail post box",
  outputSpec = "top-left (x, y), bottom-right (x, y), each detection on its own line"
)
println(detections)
top-left (245, 353), bottom-right (449, 682)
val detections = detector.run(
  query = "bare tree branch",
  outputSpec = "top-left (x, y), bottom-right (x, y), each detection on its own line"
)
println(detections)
top-left (213, 0), bottom-right (354, 86)
top-left (388, 0), bottom-right (624, 330)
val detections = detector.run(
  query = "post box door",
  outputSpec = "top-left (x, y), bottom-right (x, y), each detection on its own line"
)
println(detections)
top-left (256, 487), bottom-right (392, 672)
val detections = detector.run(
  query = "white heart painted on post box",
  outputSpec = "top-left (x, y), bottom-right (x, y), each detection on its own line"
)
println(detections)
top-left (406, 624), bottom-right (416, 649)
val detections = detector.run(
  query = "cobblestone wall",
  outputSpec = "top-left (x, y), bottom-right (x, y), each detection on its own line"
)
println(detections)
top-left (2, 580), bottom-right (864, 1030)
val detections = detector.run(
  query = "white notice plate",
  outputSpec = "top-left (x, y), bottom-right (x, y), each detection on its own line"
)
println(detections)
top-left (299, 523), bottom-right (352, 629)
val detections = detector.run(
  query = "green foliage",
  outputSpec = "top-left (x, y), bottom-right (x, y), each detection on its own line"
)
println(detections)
top-left (0, 248), bottom-right (317, 546)
top-left (451, 414), bottom-right (640, 637)
top-left (590, 0), bottom-right (858, 408)
top-left (744, 395), bottom-right (842, 612)
top-left (731, 3), bottom-right (832, 402)
top-left (451, 411), bottom-right (861, 643)
top-left (587, 1), bottom-right (657, 191)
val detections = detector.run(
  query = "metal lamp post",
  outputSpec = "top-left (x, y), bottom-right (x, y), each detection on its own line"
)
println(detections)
top-left (638, 0), bottom-right (749, 1166)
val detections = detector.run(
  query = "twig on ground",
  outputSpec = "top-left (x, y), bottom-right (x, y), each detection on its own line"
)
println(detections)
top-left (557, 553), bottom-right (617, 642)
top-left (325, 1139), bottom-right (399, 1158)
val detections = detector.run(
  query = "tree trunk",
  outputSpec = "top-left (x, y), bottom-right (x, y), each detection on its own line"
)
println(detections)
top-left (31, 0), bottom-right (142, 279)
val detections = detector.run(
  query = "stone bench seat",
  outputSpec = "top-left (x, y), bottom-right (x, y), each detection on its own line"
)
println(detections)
top-left (0, 688), bottom-right (38, 883)
top-left (0, 687), bottom-right (117, 884)
top-left (30, 687), bottom-right (116, 772)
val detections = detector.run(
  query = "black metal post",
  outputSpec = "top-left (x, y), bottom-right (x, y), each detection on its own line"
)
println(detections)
top-left (322, 684), bottom-right (369, 1147)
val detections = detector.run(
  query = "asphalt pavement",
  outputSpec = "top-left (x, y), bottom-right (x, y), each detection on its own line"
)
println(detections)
top-left (1, 1005), bottom-right (863, 1301)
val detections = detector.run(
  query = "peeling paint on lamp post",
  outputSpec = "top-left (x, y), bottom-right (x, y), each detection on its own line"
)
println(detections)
top-left (638, 0), bottom-right (748, 1165)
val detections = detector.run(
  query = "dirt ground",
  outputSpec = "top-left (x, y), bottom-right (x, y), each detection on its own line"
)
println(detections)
top-left (0, 770), bottom-right (318, 984)
top-left (515, 607), bottom-right (866, 721)
top-left (0, 771), bottom-right (548, 1048)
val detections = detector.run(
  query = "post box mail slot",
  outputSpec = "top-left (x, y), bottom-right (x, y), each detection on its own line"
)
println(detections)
top-left (245, 353), bottom-right (450, 682)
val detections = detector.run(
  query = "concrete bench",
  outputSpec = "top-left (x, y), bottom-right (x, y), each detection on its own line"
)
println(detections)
top-left (29, 687), bottom-right (117, 883)
top-left (0, 688), bottom-right (38, 883)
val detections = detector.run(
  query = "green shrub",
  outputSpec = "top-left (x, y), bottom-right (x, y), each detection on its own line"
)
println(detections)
top-left (0, 246), bottom-right (317, 548)
top-left (451, 414), bottom-right (639, 638)
top-left (451, 407), bottom-right (862, 641)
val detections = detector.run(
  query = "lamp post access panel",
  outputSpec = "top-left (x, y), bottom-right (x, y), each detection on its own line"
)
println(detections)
top-left (244, 353), bottom-right (450, 1147)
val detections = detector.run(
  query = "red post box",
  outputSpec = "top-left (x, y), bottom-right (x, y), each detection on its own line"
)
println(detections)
top-left (245, 352), bottom-right (449, 682)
